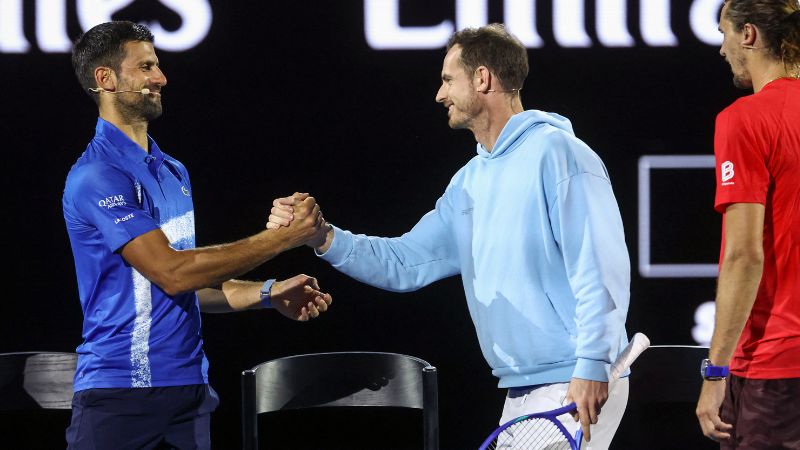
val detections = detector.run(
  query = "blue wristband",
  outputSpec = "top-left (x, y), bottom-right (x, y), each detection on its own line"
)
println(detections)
top-left (260, 279), bottom-right (276, 308)
top-left (700, 358), bottom-right (729, 380)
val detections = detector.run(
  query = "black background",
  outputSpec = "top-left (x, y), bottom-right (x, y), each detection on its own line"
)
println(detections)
top-left (1, 1), bottom-right (738, 448)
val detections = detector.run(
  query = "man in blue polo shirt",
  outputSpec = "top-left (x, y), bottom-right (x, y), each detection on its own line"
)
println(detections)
top-left (63, 21), bottom-right (332, 449)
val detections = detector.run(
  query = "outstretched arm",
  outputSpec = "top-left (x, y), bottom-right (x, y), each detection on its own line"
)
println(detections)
top-left (121, 197), bottom-right (324, 296)
top-left (697, 203), bottom-right (764, 441)
top-left (268, 193), bottom-right (459, 292)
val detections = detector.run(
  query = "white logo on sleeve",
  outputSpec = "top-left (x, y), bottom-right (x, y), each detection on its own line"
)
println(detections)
top-left (115, 213), bottom-right (135, 224)
top-left (721, 161), bottom-right (735, 185)
top-left (134, 182), bottom-right (143, 204)
top-left (98, 195), bottom-right (126, 209)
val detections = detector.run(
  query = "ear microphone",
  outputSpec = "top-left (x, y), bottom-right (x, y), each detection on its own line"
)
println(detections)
top-left (90, 76), bottom-right (152, 95)
top-left (481, 88), bottom-right (522, 93)
top-left (89, 87), bottom-right (151, 95)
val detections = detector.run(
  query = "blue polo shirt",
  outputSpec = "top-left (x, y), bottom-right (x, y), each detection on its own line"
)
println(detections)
top-left (63, 118), bottom-right (208, 392)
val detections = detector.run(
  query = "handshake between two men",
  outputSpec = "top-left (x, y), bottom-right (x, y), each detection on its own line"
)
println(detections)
top-left (268, 192), bottom-right (333, 252)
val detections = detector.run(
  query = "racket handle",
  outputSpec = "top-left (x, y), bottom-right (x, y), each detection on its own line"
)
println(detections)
top-left (609, 332), bottom-right (650, 380)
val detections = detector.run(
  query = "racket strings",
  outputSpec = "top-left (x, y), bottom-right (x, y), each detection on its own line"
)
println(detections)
top-left (488, 417), bottom-right (574, 450)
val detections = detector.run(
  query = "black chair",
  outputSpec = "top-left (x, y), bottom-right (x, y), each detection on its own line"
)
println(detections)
top-left (613, 345), bottom-right (716, 450)
top-left (0, 352), bottom-right (77, 448)
top-left (241, 351), bottom-right (438, 450)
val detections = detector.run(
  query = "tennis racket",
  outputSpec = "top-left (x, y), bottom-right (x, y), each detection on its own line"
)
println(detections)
top-left (478, 332), bottom-right (650, 450)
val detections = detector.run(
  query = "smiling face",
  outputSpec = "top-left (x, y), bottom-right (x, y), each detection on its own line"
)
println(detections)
top-left (435, 45), bottom-right (482, 130)
top-left (719, 3), bottom-right (753, 89)
top-left (110, 40), bottom-right (168, 122)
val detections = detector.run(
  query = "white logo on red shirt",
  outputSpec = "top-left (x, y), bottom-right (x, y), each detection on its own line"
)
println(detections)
top-left (721, 161), bottom-right (735, 185)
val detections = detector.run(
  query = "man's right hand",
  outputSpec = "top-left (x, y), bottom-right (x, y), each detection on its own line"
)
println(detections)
top-left (270, 193), bottom-right (323, 248)
top-left (268, 193), bottom-right (332, 251)
top-left (267, 194), bottom-right (301, 229)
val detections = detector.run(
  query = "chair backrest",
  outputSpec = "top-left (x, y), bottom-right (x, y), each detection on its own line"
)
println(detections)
top-left (241, 351), bottom-right (438, 450)
top-left (0, 352), bottom-right (77, 411)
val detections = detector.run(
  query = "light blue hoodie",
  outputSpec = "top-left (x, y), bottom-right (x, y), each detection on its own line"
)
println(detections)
top-left (320, 110), bottom-right (630, 387)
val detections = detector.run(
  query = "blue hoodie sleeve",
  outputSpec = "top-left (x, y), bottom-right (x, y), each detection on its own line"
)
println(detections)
top-left (317, 193), bottom-right (460, 292)
top-left (546, 140), bottom-right (631, 382)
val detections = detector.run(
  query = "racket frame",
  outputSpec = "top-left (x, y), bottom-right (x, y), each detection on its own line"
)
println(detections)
top-left (479, 402), bottom-right (583, 450)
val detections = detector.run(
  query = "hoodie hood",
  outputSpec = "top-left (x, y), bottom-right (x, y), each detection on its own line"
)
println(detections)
top-left (477, 110), bottom-right (575, 159)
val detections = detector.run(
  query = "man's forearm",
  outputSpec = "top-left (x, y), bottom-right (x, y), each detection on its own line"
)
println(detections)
top-left (708, 203), bottom-right (765, 366)
top-left (123, 226), bottom-right (306, 296)
top-left (175, 228), bottom-right (297, 292)
top-left (197, 280), bottom-right (262, 313)
top-left (122, 195), bottom-right (322, 296)
top-left (315, 217), bottom-right (459, 292)
top-left (709, 254), bottom-right (763, 365)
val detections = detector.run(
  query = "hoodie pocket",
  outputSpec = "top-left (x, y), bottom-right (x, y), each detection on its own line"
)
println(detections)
top-left (545, 291), bottom-right (577, 338)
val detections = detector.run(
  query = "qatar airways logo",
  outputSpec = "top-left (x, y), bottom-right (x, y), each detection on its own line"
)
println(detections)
top-left (0, 0), bottom-right (211, 53)
top-left (99, 194), bottom-right (126, 209)
top-left (365, 0), bottom-right (724, 49)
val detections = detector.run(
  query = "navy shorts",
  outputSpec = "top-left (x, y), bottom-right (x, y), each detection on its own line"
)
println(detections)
top-left (66, 384), bottom-right (219, 450)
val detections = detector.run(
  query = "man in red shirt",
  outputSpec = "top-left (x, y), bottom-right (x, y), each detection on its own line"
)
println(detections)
top-left (696, 1), bottom-right (800, 448)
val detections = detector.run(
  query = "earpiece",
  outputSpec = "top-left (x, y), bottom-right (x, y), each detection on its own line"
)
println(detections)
top-left (480, 88), bottom-right (522, 93)
top-left (90, 76), bottom-right (152, 95)
top-left (89, 87), bottom-right (151, 95)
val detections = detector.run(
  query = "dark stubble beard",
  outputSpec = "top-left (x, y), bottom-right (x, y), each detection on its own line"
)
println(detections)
top-left (733, 74), bottom-right (753, 90)
top-left (114, 93), bottom-right (163, 123)
top-left (731, 55), bottom-right (753, 90)
top-left (448, 92), bottom-right (480, 130)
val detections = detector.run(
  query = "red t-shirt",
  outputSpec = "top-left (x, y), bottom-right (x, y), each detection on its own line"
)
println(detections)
top-left (714, 78), bottom-right (800, 379)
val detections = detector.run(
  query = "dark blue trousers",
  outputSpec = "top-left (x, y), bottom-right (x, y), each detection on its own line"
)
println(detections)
top-left (66, 384), bottom-right (219, 450)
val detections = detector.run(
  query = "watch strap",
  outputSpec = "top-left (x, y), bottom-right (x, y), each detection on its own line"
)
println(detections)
top-left (260, 279), bottom-right (276, 308)
top-left (701, 358), bottom-right (729, 380)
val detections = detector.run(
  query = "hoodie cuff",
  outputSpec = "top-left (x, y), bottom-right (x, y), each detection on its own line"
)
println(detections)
top-left (572, 358), bottom-right (609, 382)
top-left (315, 225), bottom-right (353, 264)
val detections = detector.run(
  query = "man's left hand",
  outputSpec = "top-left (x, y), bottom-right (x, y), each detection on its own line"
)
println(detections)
top-left (270, 274), bottom-right (333, 321)
top-left (565, 377), bottom-right (608, 442)
top-left (696, 379), bottom-right (732, 441)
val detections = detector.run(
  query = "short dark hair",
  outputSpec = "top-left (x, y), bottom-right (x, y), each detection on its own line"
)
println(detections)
top-left (724, 0), bottom-right (800, 66)
top-left (446, 23), bottom-right (529, 92)
top-left (71, 21), bottom-right (155, 104)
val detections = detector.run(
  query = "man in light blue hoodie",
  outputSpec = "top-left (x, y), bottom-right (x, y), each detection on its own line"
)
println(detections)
top-left (269, 24), bottom-right (630, 449)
